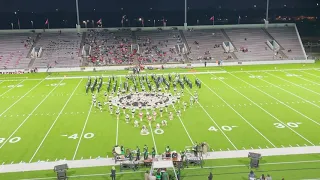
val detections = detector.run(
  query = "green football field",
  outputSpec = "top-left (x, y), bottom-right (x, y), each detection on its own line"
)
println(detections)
top-left (0, 63), bottom-right (320, 179)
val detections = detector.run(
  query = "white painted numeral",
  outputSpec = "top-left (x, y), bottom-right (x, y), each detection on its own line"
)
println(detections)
top-left (84, 133), bottom-right (94, 139)
top-left (9, 137), bottom-right (21, 143)
top-left (68, 134), bottom-right (79, 139)
top-left (274, 122), bottom-right (301, 129)
top-left (208, 126), bottom-right (218, 131)
top-left (154, 129), bottom-right (164, 134)
top-left (221, 126), bottom-right (232, 131)
top-left (0, 137), bottom-right (21, 144)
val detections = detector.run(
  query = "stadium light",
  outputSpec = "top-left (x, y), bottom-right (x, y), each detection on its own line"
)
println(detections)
top-left (31, 21), bottom-right (34, 29)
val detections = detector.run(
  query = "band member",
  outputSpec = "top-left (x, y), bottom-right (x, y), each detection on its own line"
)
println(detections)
top-left (116, 108), bottom-right (120, 120)
top-left (162, 120), bottom-right (167, 126)
top-left (169, 112), bottom-right (173, 120)
top-left (131, 108), bottom-right (135, 118)
top-left (156, 123), bottom-right (161, 129)
top-left (136, 146), bottom-right (140, 161)
top-left (160, 107), bottom-right (163, 117)
top-left (134, 120), bottom-right (139, 127)
top-left (139, 111), bottom-right (143, 121)
top-left (125, 114), bottom-right (130, 123)
top-left (151, 147), bottom-right (156, 159)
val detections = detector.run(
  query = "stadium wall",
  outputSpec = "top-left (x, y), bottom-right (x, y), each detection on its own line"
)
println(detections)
top-left (0, 59), bottom-right (314, 74)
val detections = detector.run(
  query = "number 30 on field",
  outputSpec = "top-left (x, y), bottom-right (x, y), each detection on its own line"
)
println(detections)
top-left (274, 122), bottom-right (301, 128)
top-left (0, 137), bottom-right (21, 144)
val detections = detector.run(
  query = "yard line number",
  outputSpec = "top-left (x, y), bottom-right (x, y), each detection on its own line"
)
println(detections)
top-left (0, 137), bottom-right (21, 144)
top-left (208, 126), bottom-right (238, 132)
top-left (274, 122), bottom-right (301, 128)
top-left (211, 77), bottom-right (225, 80)
top-left (249, 76), bottom-right (264, 79)
top-left (63, 133), bottom-right (95, 139)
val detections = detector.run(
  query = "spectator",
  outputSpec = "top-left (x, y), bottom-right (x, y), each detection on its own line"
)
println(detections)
top-left (248, 170), bottom-right (255, 180)
top-left (110, 166), bottom-right (116, 180)
top-left (266, 174), bottom-right (272, 180)
top-left (208, 172), bottom-right (213, 180)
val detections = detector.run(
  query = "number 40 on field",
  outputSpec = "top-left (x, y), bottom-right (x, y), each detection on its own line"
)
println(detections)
top-left (61, 133), bottom-right (95, 139)
top-left (208, 126), bottom-right (237, 132)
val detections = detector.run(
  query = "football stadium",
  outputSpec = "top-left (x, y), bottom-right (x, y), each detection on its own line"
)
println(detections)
top-left (0, 1), bottom-right (320, 180)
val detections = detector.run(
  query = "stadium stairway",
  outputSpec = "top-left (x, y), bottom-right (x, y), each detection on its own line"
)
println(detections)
top-left (221, 29), bottom-right (238, 52)
top-left (262, 28), bottom-right (289, 59)
top-left (79, 32), bottom-right (87, 57)
top-left (179, 30), bottom-right (191, 54)
top-left (26, 33), bottom-right (41, 59)
top-left (131, 31), bottom-right (137, 44)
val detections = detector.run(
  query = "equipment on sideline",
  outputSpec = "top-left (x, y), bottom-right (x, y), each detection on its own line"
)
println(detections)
top-left (54, 164), bottom-right (68, 180)
top-left (248, 152), bottom-right (262, 168)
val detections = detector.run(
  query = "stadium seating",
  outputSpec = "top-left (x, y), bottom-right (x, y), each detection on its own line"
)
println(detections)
top-left (135, 29), bottom-right (183, 64)
top-left (183, 29), bottom-right (231, 62)
top-left (32, 32), bottom-right (81, 68)
top-left (266, 27), bottom-right (305, 60)
top-left (0, 33), bottom-right (35, 69)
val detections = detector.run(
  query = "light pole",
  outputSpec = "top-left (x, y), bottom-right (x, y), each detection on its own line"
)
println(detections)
top-left (31, 21), bottom-right (34, 29)
top-left (92, 20), bottom-right (94, 28)
top-left (265, 0), bottom-right (269, 28)
top-left (184, 0), bottom-right (187, 29)
top-left (11, 23), bottom-right (13, 30)
top-left (75, 0), bottom-right (80, 32)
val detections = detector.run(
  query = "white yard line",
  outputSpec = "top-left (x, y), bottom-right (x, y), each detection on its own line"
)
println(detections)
top-left (229, 73), bottom-right (320, 127)
top-left (72, 103), bottom-right (93, 160)
top-left (248, 72), bottom-right (320, 109)
top-left (197, 74), bottom-right (276, 148)
top-left (0, 80), bottom-right (25, 98)
top-left (171, 104), bottom-right (194, 145)
top-left (0, 79), bottom-right (64, 149)
top-left (148, 123), bottom-right (158, 155)
top-left (284, 70), bottom-right (320, 86)
top-left (0, 81), bottom-right (4, 85)
top-left (210, 73), bottom-right (315, 146)
top-left (15, 159), bottom-right (320, 180)
top-left (266, 72), bottom-right (320, 96)
top-left (185, 81), bottom-right (238, 150)
top-left (159, 82), bottom-right (195, 145)
top-left (28, 79), bottom-right (84, 163)
top-left (0, 79), bottom-right (45, 118)
top-left (116, 76), bottom-right (122, 145)
top-left (299, 70), bottom-right (320, 78)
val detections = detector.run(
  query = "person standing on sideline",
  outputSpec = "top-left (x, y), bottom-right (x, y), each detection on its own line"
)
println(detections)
top-left (208, 172), bottom-right (213, 180)
top-left (144, 170), bottom-right (149, 180)
top-left (204, 61), bottom-right (207, 67)
top-left (110, 166), bottom-right (116, 180)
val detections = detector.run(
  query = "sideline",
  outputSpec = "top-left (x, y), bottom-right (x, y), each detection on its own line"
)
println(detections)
top-left (16, 159), bottom-right (320, 180)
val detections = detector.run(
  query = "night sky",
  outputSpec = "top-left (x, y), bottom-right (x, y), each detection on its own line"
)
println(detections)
top-left (0, 0), bottom-right (319, 12)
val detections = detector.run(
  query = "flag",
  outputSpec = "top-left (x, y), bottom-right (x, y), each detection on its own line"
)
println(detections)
top-left (97, 18), bottom-right (102, 24)
top-left (45, 19), bottom-right (49, 25)
top-left (210, 16), bottom-right (214, 21)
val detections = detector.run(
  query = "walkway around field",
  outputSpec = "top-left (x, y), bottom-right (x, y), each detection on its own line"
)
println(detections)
top-left (0, 146), bottom-right (320, 173)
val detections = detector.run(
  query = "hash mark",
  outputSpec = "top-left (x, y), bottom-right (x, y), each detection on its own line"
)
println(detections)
top-left (219, 149), bottom-right (222, 151)
top-left (258, 146), bottom-right (261, 149)
top-left (289, 144), bottom-right (292, 147)
top-left (47, 159), bottom-right (49, 162)
top-left (304, 144), bottom-right (308, 147)
top-left (90, 156), bottom-right (92, 159)
top-left (10, 161), bottom-right (14, 164)
top-left (266, 146), bottom-right (269, 149)
top-left (55, 158), bottom-right (58, 161)
top-left (281, 145), bottom-right (285, 148)
top-left (251, 147), bottom-right (253, 150)
top-left (81, 157), bottom-right (83, 160)
top-left (227, 148), bottom-right (230, 151)
top-left (242, 147), bottom-right (246, 150)
top-left (1, 162), bottom-right (4, 165)
top-left (296, 144), bottom-right (300, 147)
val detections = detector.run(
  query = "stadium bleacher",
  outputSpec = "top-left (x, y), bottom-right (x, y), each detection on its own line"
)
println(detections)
top-left (32, 32), bottom-right (81, 68)
top-left (0, 24), bottom-right (307, 70)
top-left (0, 33), bottom-right (35, 69)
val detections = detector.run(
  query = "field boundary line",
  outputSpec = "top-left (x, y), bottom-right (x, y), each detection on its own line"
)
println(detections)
top-left (0, 79), bottom-right (45, 118)
top-left (0, 79), bottom-right (64, 149)
top-left (29, 78), bottom-right (84, 163)
top-left (72, 103), bottom-right (94, 160)
top-left (212, 73), bottom-right (315, 146)
top-left (248, 72), bottom-right (320, 109)
top-left (266, 71), bottom-right (320, 96)
top-left (196, 74), bottom-right (276, 148)
top-left (0, 80), bottom-right (25, 98)
top-left (188, 77), bottom-right (240, 149)
top-left (229, 73), bottom-right (320, 127)
top-left (14, 158), bottom-right (320, 180)
top-left (299, 70), bottom-right (320, 78)
top-left (159, 82), bottom-right (194, 145)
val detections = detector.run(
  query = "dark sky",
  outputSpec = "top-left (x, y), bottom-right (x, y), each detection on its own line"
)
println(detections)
top-left (0, 0), bottom-right (319, 12)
